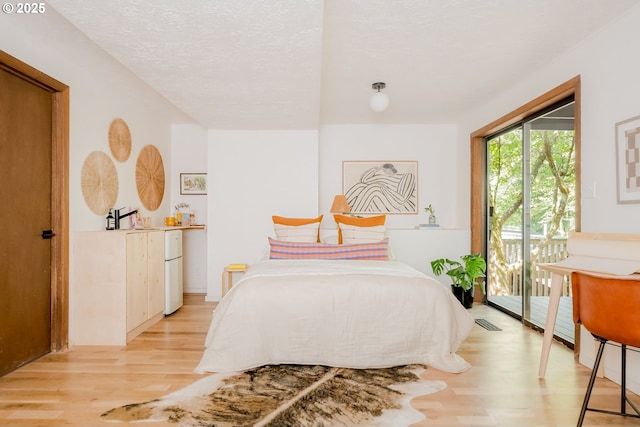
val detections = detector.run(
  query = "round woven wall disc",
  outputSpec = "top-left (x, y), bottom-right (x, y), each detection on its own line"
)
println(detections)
top-left (136, 145), bottom-right (165, 211)
top-left (81, 150), bottom-right (119, 215)
top-left (108, 118), bottom-right (132, 162)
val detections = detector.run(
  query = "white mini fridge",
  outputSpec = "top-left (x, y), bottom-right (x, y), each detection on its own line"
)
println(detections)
top-left (164, 230), bottom-right (183, 315)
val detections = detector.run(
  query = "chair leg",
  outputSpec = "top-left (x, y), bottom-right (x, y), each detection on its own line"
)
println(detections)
top-left (577, 337), bottom-right (606, 427)
top-left (577, 339), bottom-right (640, 427)
top-left (621, 344), bottom-right (640, 417)
top-left (621, 343), bottom-right (626, 415)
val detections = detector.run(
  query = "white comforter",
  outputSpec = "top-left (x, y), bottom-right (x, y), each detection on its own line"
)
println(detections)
top-left (195, 259), bottom-right (474, 374)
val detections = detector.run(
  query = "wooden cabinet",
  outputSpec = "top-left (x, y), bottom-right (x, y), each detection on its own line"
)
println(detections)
top-left (73, 230), bottom-right (166, 345)
top-left (147, 232), bottom-right (166, 321)
top-left (125, 231), bottom-right (165, 332)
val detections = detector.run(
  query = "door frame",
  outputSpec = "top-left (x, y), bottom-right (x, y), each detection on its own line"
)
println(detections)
top-left (0, 50), bottom-right (69, 351)
top-left (469, 76), bottom-right (581, 299)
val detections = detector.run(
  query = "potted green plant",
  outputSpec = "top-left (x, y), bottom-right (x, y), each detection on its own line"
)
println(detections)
top-left (430, 254), bottom-right (487, 309)
top-left (424, 204), bottom-right (436, 224)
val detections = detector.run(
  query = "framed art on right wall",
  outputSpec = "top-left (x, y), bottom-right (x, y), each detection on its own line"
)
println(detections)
top-left (616, 115), bottom-right (640, 203)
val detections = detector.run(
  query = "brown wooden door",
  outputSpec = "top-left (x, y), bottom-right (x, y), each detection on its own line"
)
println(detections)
top-left (0, 66), bottom-right (53, 375)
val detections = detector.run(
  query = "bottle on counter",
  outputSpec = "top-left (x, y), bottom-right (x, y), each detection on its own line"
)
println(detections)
top-left (106, 209), bottom-right (115, 230)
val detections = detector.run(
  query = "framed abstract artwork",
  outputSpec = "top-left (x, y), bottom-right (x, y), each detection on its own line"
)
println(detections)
top-left (180, 173), bottom-right (207, 195)
top-left (615, 115), bottom-right (640, 203)
top-left (342, 161), bottom-right (418, 214)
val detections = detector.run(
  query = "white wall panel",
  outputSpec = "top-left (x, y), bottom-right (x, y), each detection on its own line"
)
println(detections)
top-left (206, 130), bottom-right (319, 300)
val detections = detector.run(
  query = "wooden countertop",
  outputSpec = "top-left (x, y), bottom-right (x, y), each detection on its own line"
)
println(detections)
top-left (140, 225), bottom-right (206, 231)
top-left (78, 225), bottom-right (206, 233)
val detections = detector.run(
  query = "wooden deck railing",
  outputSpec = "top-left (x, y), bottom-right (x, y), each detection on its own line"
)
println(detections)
top-left (498, 238), bottom-right (569, 297)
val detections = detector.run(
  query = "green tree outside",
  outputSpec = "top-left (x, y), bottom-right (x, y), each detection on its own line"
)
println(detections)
top-left (488, 128), bottom-right (575, 296)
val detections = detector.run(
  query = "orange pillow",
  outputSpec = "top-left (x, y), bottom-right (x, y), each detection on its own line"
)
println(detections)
top-left (333, 214), bottom-right (386, 244)
top-left (272, 215), bottom-right (323, 242)
top-left (272, 215), bottom-right (323, 226)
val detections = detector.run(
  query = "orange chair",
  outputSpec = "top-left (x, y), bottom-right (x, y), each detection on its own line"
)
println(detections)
top-left (571, 271), bottom-right (640, 426)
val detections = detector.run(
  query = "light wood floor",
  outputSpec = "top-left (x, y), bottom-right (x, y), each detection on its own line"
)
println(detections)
top-left (1, 294), bottom-right (638, 427)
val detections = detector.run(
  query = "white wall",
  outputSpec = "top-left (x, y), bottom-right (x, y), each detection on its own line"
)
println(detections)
top-left (171, 124), bottom-right (208, 225)
top-left (202, 124), bottom-right (472, 300)
top-left (457, 3), bottom-right (640, 393)
top-left (317, 124), bottom-right (471, 279)
top-left (171, 125), bottom-right (208, 293)
top-left (2, 11), bottom-right (195, 232)
top-left (206, 130), bottom-right (319, 300)
top-left (318, 124), bottom-right (463, 230)
top-left (1, 8), bottom-right (197, 343)
top-left (459, 6), bottom-right (640, 234)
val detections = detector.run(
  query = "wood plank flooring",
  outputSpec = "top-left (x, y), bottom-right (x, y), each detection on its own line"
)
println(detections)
top-left (1, 294), bottom-right (638, 426)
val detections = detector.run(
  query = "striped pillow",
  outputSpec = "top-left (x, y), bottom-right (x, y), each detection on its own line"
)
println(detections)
top-left (339, 224), bottom-right (386, 244)
top-left (333, 214), bottom-right (386, 244)
top-left (272, 215), bottom-right (323, 242)
top-left (274, 222), bottom-right (321, 243)
top-left (268, 237), bottom-right (389, 260)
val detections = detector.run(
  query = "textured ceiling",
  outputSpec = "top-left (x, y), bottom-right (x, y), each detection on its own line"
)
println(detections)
top-left (48, 0), bottom-right (638, 129)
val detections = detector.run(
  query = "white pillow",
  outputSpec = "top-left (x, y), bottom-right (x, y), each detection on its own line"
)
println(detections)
top-left (274, 222), bottom-right (321, 243)
top-left (321, 230), bottom-right (339, 244)
top-left (339, 224), bottom-right (386, 244)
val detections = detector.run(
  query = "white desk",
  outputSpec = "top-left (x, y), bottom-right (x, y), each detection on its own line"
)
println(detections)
top-left (536, 263), bottom-right (571, 378)
top-left (536, 232), bottom-right (640, 378)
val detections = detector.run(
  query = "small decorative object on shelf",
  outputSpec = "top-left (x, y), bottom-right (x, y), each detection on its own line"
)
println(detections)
top-left (132, 209), bottom-right (142, 229)
top-left (424, 204), bottom-right (437, 225)
top-left (175, 202), bottom-right (190, 226)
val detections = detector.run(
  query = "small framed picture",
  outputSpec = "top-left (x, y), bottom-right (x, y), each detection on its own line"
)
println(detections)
top-left (180, 173), bottom-right (207, 195)
top-left (615, 115), bottom-right (640, 203)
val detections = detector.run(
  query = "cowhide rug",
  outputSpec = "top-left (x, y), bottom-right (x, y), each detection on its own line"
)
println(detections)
top-left (100, 364), bottom-right (445, 427)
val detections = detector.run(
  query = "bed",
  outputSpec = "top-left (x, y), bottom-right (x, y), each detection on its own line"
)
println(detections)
top-left (195, 257), bottom-right (474, 374)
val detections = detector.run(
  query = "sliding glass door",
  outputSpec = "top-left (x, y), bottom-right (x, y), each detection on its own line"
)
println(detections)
top-left (486, 100), bottom-right (576, 343)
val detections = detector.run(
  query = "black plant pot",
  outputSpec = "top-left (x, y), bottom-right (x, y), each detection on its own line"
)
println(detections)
top-left (451, 285), bottom-right (474, 309)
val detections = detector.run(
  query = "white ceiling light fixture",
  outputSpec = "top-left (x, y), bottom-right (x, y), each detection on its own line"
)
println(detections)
top-left (369, 82), bottom-right (389, 112)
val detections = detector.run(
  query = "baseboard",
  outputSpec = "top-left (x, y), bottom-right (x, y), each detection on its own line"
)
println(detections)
top-left (205, 293), bottom-right (219, 302)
